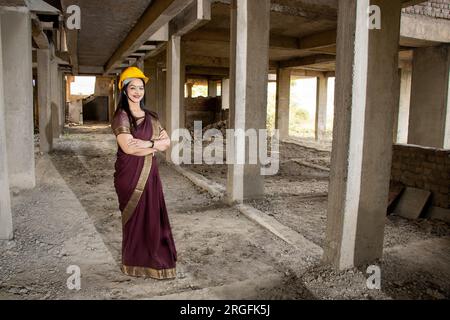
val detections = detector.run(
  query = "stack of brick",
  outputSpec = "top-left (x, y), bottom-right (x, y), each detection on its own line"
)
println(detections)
top-left (391, 144), bottom-right (450, 209)
top-left (402, 0), bottom-right (450, 20)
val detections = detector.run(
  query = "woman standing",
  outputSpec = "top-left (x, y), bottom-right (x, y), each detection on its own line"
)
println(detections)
top-left (111, 66), bottom-right (177, 280)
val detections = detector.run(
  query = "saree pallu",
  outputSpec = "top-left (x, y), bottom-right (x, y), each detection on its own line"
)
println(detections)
top-left (112, 110), bottom-right (177, 280)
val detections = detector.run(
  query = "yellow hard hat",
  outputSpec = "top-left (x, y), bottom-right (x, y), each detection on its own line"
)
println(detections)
top-left (118, 66), bottom-right (149, 90)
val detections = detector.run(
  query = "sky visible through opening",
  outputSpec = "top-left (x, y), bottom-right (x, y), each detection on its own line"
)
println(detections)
top-left (70, 76), bottom-right (96, 96)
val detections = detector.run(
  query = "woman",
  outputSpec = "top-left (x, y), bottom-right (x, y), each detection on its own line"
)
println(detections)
top-left (111, 66), bottom-right (177, 280)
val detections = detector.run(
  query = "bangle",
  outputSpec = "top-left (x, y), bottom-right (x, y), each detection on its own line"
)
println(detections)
top-left (150, 140), bottom-right (154, 148)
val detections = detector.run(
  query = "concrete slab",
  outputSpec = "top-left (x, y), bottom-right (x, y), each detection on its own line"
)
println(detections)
top-left (393, 187), bottom-right (431, 219)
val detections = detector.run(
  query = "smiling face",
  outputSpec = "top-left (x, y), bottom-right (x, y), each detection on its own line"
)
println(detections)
top-left (125, 78), bottom-right (145, 103)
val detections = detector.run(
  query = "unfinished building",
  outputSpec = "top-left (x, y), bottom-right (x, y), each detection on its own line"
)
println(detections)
top-left (0, 0), bottom-right (449, 299)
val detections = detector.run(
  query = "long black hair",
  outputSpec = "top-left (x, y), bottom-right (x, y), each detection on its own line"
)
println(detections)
top-left (113, 79), bottom-right (158, 130)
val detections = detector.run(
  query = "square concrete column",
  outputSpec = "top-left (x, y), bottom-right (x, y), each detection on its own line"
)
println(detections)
top-left (226, 0), bottom-right (270, 203)
top-left (408, 45), bottom-right (450, 149)
top-left (0, 16), bottom-right (13, 240)
top-left (208, 79), bottom-right (217, 97)
top-left (1, 7), bottom-right (35, 189)
top-left (108, 78), bottom-right (115, 122)
top-left (135, 57), bottom-right (144, 71)
top-left (144, 58), bottom-right (157, 113)
top-left (315, 75), bottom-right (328, 141)
top-left (222, 78), bottom-right (230, 110)
top-left (156, 61), bottom-right (166, 127)
top-left (393, 68), bottom-right (411, 144)
top-left (37, 48), bottom-right (53, 153)
top-left (165, 36), bottom-right (185, 162)
top-left (50, 54), bottom-right (62, 138)
top-left (275, 68), bottom-right (291, 140)
top-left (324, 0), bottom-right (402, 269)
top-left (59, 71), bottom-right (65, 134)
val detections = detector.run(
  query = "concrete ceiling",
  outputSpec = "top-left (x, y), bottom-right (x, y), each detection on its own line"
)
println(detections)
top-left (47, 0), bottom-right (444, 74)
top-left (60, 0), bottom-right (153, 68)
top-left (183, 0), bottom-right (448, 72)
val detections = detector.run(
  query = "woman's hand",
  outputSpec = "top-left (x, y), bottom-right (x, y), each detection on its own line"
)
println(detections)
top-left (127, 138), bottom-right (152, 149)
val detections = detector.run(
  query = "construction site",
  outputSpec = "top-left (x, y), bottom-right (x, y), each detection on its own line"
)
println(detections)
top-left (0, 0), bottom-right (449, 300)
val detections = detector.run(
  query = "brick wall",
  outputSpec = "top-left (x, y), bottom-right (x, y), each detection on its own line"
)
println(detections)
top-left (185, 97), bottom-right (222, 130)
top-left (402, 0), bottom-right (450, 20)
top-left (391, 144), bottom-right (450, 209)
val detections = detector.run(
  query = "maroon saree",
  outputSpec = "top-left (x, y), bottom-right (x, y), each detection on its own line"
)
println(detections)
top-left (111, 109), bottom-right (177, 280)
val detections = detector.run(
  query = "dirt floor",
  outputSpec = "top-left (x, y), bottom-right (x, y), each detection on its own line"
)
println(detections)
top-left (0, 123), bottom-right (449, 300)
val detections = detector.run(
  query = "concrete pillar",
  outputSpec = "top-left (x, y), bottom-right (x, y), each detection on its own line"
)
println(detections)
top-left (165, 35), bottom-right (185, 162)
top-left (275, 68), bottom-right (291, 140)
top-left (226, 0), bottom-right (270, 203)
top-left (108, 79), bottom-right (115, 122)
top-left (0, 15), bottom-right (13, 240)
top-left (37, 49), bottom-right (53, 153)
top-left (222, 78), bottom-right (230, 110)
top-left (144, 58), bottom-right (157, 113)
top-left (315, 75), bottom-right (328, 141)
top-left (186, 82), bottom-right (194, 98)
top-left (59, 71), bottom-right (65, 133)
top-left (156, 61), bottom-right (166, 127)
top-left (408, 45), bottom-right (450, 148)
top-left (208, 79), bottom-right (217, 97)
top-left (136, 57), bottom-right (144, 71)
top-left (50, 49), bottom-right (61, 138)
top-left (324, 0), bottom-right (402, 269)
top-left (394, 68), bottom-right (411, 144)
top-left (1, 7), bottom-right (35, 189)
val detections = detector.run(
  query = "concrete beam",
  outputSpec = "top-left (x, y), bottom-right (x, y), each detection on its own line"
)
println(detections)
top-left (299, 29), bottom-right (337, 51)
top-left (24, 0), bottom-right (60, 15)
top-left (278, 54), bottom-right (335, 69)
top-left (291, 69), bottom-right (326, 78)
top-left (78, 65), bottom-right (104, 74)
top-left (104, 0), bottom-right (192, 74)
top-left (139, 45), bottom-right (157, 51)
top-left (149, 24), bottom-right (169, 41)
top-left (184, 28), bottom-right (302, 51)
top-left (186, 65), bottom-right (229, 76)
top-left (400, 14), bottom-right (450, 45)
top-left (169, 0), bottom-right (211, 37)
top-left (185, 54), bottom-right (229, 67)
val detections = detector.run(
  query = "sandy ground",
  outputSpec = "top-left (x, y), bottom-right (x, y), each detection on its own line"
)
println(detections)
top-left (0, 123), bottom-right (449, 300)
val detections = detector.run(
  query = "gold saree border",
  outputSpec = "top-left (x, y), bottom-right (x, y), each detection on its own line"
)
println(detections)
top-left (121, 264), bottom-right (177, 280)
top-left (121, 154), bottom-right (152, 226)
top-left (114, 126), bottom-right (131, 136)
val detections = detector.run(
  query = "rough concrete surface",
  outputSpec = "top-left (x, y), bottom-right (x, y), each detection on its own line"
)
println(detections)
top-left (0, 123), bottom-right (449, 300)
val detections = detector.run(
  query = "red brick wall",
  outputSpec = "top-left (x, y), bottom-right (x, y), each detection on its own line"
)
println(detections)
top-left (391, 144), bottom-right (450, 208)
